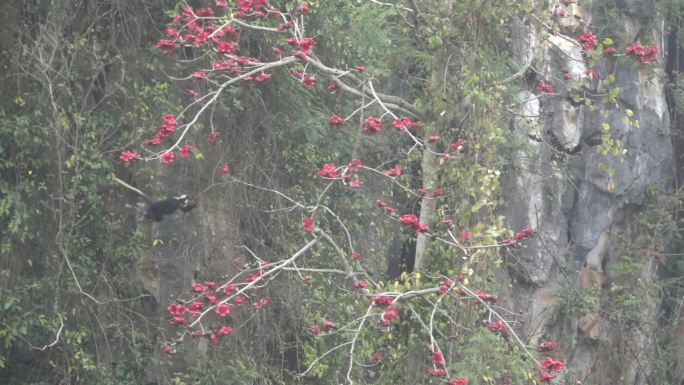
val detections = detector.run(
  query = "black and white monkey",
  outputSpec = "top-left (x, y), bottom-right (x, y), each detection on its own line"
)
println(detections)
top-left (113, 177), bottom-right (196, 221)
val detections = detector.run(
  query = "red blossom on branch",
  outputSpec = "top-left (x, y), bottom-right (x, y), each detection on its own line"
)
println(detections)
top-left (317, 163), bottom-right (340, 178)
top-left (364, 116), bottom-right (383, 133)
top-left (302, 217), bottom-right (314, 233)
top-left (446, 377), bottom-right (469, 385)
top-left (578, 31), bottom-right (598, 51)
top-left (120, 151), bottom-right (138, 162)
top-left (329, 114), bottom-right (345, 125)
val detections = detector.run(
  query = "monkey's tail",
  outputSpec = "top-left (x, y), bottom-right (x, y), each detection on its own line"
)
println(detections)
top-left (113, 176), bottom-right (152, 202)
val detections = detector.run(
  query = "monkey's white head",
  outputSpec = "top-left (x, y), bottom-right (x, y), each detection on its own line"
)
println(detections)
top-left (175, 194), bottom-right (188, 202)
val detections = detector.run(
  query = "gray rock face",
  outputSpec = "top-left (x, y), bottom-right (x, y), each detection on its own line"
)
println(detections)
top-left (501, 5), bottom-right (674, 384)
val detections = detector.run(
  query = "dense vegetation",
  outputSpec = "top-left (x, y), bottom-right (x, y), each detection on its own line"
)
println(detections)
top-left (1, 1), bottom-right (683, 384)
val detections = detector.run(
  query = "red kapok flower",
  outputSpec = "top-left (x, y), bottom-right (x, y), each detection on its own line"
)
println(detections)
top-left (218, 326), bottom-right (233, 336)
top-left (233, 295), bottom-right (247, 305)
top-left (322, 320), bottom-right (336, 329)
top-left (309, 325), bottom-right (320, 335)
top-left (223, 283), bottom-right (237, 295)
top-left (205, 294), bottom-right (219, 305)
top-left (179, 145), bottom-right (192, 158)
top-left (371, 295), bottom-right (394, 307)
top-left (487, 320), bottom-right (506, 332)
top-left (349, 180), bottom-right (363, 188)
top-left (156, 39), bottom-right (177, 55)
top-left (399, 214), bottom-right (419, 225)
top-left (382, 305), bottom-right (399, 325)
top-left (578, 31), bottom-right (598, 51)
top-left (167, 303), bottom-right (187, 317)
top-left (219, 164), bottom-right (231, 174)
top-left (447, 377), bottom-right (469, 385)
top-left (364, 116), bottom-right (383, 133)
top-left (352, 251), bottom-right (362, 261)
top-left (352, 280), bottom-right (369, 289)
top-left (296, 3), bottom-right (310, 14)
top-left (120, 151), bottom-right (138, 162)
top-left (432, 188), bottom-right (445, 197)
top-left (207, 133), bottom-right (217, 143)
top-left (302, 217), bottom-right (314, 233)
top-left (328, 82), bottom-right (338, 90)
top-left (432, 351), bottom-right (444, 365)
top-left (427, 368), bottom-right (447, 377)
top-left (329, 114), bottom-right (345, 125)
top-left (317, 163), bottom-right (340, 178)
top-left (604, 46), bottom-right (616, 56)
top-left (428, 134), bottom-right (440, 143)
top-left (162, 345), bottom-right (175, 354)
top-left (538, 341), bottom-right (557, 352)
top-left (254, 296), bottom-right (270, 309)
top-left (474, 289), bottom-right (497, 303)
top-left (385, 165), bottom-right (402, 177)
top-left (539, 373), bottom-right (555, 382)
top-left (372, 351), bottom-right (383, 363)
top-left (160, 151), bottom-right (175, 165)
top-left (355, 65), bottom-right (366, 72)
top-left (215, 303), bottom-right (232, 317)
top-left (192, 282), bottom-right (208, 293)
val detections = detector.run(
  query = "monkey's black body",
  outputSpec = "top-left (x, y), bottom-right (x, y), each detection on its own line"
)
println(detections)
top-left (113, 177), bottom-right (196, 222)
top-left (144, 196), bottom-right (196, 221)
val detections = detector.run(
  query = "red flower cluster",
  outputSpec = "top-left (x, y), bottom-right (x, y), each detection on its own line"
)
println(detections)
top-left (219, 164), bottom-right (231, 174)
top-left (540, 357), bottom-right (564, 372)
top-left (236, 0), bottom-right (266, 13)
top-left (352, 251), bottom-right (362, 261)
top-left (215, 303), bottom-right (232, 317)
top-left (179, 145), bottom-right (192, 158)
top-left (302, 217), bottom-right (314, 233)
top-left (291, 70), bottom-right (316, 88)
top-left (254, 296), bottom-right (270, 309)
top-left (352, 280), bottom-right (369, 289)
top-left (449, 139), bottom-right (466, 151)
top-left (626, 42), bottom-right (658, 63)
top-left (398, 213), bottom-right (429, 234)
top-left (120, 151), bottom-right (138, 162)
top-left (329, 114), bottom-right (345, 125)
top-left (472, 289), bottom-right (497, 304)
top-left (296, 3), bottom-right (310, 15)
top-left (160, 151), bottom-right (175, 165)
top-left (148, 114), bottom-right (178, 145)
top-left (538, 340), bottom-right (557, 352)
top-left (577, 31), bottom-right (597, 51)
top-left (438, 278), bottom-right (455, 295)
top-left (458, 230), bottom-right (471, 243)
top-left (371, 295), bottom-right (393, 307)
top-left (535, 80), bottom-right (554, 94)
top-left (375, 199), bottom-right (396, 214)
top-left (384, 165), bottom-right (402, 177)
top-left (371, 351), bottom-right (383, 363)
top-left (317, 163), bottom-right (340, 178)
top-left (446, 377), bottom-right (468, 385)
top-left (432, 351), bottom-right (444, 365)
top-left (392, 116), bottom-right (419, 131)
top-left (514, 227), bottom-right (535, 240)
top-left (364, 116), bottom-right (383, 133)
top-left (381, 305), bottom-right (398, 326)
top-left (322, 319), bottom-right (336, 329)
top-left (427, 368), bottom-right (447, 377)
top-left (428, 134), bottom-right (440, 142)
top-left (487, 320), bottom-right (506, 332)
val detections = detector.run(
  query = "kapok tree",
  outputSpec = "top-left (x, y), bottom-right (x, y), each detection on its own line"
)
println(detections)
top-left (118, 1), bottom-right (579, 384)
